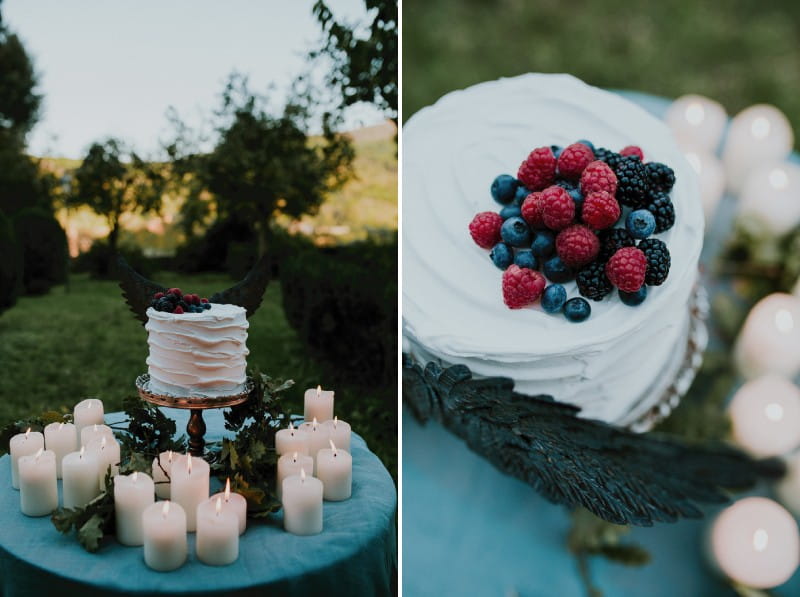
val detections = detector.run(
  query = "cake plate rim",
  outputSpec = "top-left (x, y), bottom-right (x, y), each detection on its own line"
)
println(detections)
top-left (135, 373), bottom-right (253, 410)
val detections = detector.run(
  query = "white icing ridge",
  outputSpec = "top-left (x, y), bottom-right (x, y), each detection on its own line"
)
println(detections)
top-left (402, 73), bottom-right (704, 424)
top-left (145, 303), bottom-right (249, 397)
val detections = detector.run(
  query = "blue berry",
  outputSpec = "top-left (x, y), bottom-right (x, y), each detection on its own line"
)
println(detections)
top-left (541, 284), bottom-right (567, 313)
top-left (500, 217), bottom-right (531, 247)
top-left (156, 297), bottom-right (174, 312)
top-left (491, 174), bottom-right (519, 205)
top-left (543, 256), bottom-right (573, 283)
top-left (514, 250), bottom-right (539, 270)
top-left (202, 302), bottom-right (212, 310)
top-left (531, 230), bottom-right (555, 257)
top-left (490, 243), bottom-right (513, 270)
top-left (551, 145), bottom-right (563, 159)
top-left (564, 297), bottom-right (591, 322)
top-left (500, 204), bottom-right (522, 220)
top-left (513, 185), bottom-right (530, 204)
top-left (577, 139), bottom-right (595, 152)
top-left (619, 286), bottom-right (648, 306)
top-left (626, 209), bottom-right (656, 239)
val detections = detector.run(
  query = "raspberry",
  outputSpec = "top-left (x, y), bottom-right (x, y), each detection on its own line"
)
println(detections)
top-left (168, 288), bottom-right (183, 298)
top-left (539, 186), bottom-right (575, 231)
top-left (555, 225), bottom-right (600, 268)
top-left (598, 228), bottom-right (636, 260)
top-left (520, 192), bottom-right (546, 229)
top-left (612, 156), bottom-right (648, 208)
top-left (605, 247), bottom-right (647, 293)
top-left (469, 211), bottom-right (503, 249)
top-left (645, 162), bottom-right (676, 193)
top-left (173, 305), bottom-right (185, 314)
top-left (645, 192), bottom-right (676, 233)
top-left (580, 160), bottom-right (618, 196)
top-left (620, 145), bottom-right (644, 161)
top-left (638, 238), bottom-right (671, 286)
top-left (153, 292), bottom-right (165, 300)
top-left (517, 147), bottom-right (557, 191)
top-left (576, 260), bottom-right (613, 301)
top-left (502, 264), bottom-right (546, 309)
top-left (581, 191), bottom-right (620, 230)
top-left (201, 298), bottom-right (209, 303)
top-left (557, 143), bottom-right (595, 180)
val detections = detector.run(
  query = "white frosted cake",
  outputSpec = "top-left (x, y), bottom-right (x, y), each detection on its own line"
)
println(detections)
top-left (402, 74), bottom-right (704, 425)
top-left (145, 303), bottom-right (250, 397)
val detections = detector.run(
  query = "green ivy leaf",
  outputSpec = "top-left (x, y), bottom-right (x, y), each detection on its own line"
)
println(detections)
top-left (77, 514), bottom-right (106, 553)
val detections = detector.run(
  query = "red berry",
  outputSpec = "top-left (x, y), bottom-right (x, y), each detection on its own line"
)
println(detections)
top-left (502, 265), bottom-right (546, 309)
top-left (557, 143), bottom-right (595, 180)
top-left (580, 160), bottom-right (618, 196)
top-left (168, 288), bottom-right (182, 298)
top-left (154, 292), bottom-right (165, 300)
top-left (539, 186), bottom-right (575, 231)
top-left (517, 147), bottom-right (557, 191)
top-left (520, 192), bottom-right (546, 229)
top-left (556, 225), bottom-right (600, 268)
top-left (469, 211), bottom-right (503, 249)
top-left (581, 191), bottom-right (621, 230)
top-left (173, 305), bottom-right (185, 314)
top-left (186, 294), bottom-right (199, 305)
top-left (201, 298), bottom-right (209, 304)
top-left (605, 247), bottom-right (647, 293)
top-left (620, 145), bottom-right (644, 161)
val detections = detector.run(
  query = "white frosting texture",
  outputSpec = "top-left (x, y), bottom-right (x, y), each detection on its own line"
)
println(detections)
top-left (402, 74), bottom-right (704, 424)
top-left (145, 303), bottom-right (249, 397)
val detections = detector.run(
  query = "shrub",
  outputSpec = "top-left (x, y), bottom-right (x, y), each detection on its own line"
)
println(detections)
top-left (174, 217), bottom-right (255, 274)
top-left (72, 241), bottom-right (154, 280)
top-left (0, 210), bottom-right (23, 313)
top-left (11, 207), bottom-right (68, 295)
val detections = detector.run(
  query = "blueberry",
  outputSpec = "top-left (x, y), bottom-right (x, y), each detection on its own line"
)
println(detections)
top-left (543, 256), bottom-right (574, 283)
top-left (514, 185), bottom-right (530, 204)
top-left (514, 250), bottom-right (539, 270)
top-left (178, 300), bottom-right (189, 310)
top-left (626, 209), bottom-right (656, 239)
top-left (500, 217), bottom-right (532, 247)
top-left (577, 139), bottom-right (595, 152)
top-left (619, 286), bottom-right (648, 306)
top-left (491, 174), bottom-right (519, 205)
top-left (551, 145), bottom-right (563, 159)
top-left (490, 242), bottom-right (514, 270)
top-left (564, 297), bottom-right (591, 322)
top-left (500, 204), bottom-right (522, 220)
top-left (202, 302), bottom-right (212, 310)
top-left (531, 231), bottom-right (555, 257)
top-left (542, 284), bottom-right (567, 313)
top-left (156, 297), bottom-right (174, 312)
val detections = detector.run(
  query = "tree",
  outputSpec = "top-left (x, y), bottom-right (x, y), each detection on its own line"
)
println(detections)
top-left (70, 138), bottom-right (166, 256)
top-left (312, 0), bottom-right (397, 124)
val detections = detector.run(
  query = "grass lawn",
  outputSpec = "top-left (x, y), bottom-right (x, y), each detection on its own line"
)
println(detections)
top-left (0, 273), bottom-right (397, 481)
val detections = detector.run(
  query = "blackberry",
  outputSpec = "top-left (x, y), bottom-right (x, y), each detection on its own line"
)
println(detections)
top-left (598, 228), bottom-right (635, 261)
top-left (612, 156), bottom-right (648, 208)
top-left (645, 191), bottom-right (676, 233)
top-left (155, 297), bottom-right (174, 312)
top-left (576, 260), bottom-right (613, 301)
top-left (594, 147), bottom-right (622, 168)
top-left (638, 238), bottom-right (671, 286)
top-left (645, 162), bottom-right (676, 193)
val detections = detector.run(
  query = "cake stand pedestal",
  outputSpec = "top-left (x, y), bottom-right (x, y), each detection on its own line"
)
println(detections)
top-left (135, 374), bottom-right (253, 457)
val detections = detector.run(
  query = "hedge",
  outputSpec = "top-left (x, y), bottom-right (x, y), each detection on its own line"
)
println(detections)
top-left (0, 210), bottom-right (23, 313)
top-left (11, 207), bottom-right (68, 295)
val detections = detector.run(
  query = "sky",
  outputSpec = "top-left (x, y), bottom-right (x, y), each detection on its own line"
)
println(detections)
top-left (3, 0), bottom-right (384, 158)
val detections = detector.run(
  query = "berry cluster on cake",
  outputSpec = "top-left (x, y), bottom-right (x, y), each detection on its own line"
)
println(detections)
top-left (402, 74), bottom-right (704, 425)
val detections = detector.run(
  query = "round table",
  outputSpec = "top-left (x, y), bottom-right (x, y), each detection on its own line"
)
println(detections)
top-left (402, 91), bottom-right (800, 596)
top-left (0, 408), bottom-right (397, 597)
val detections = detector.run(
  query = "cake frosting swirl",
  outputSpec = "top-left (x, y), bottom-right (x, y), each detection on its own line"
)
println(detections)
top-left (145, 303), bottom-right (250, 397)
top-left (402, 74), bottom-right (704, 424)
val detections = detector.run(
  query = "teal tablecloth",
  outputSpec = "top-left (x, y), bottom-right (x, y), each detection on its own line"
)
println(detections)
top-left (0, 408), bottom-right (397, 596)
top-left (402, 91), bottom-right (800, 596)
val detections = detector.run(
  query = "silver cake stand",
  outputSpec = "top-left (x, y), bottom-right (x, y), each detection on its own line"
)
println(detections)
top-left (135, 374), bottom-right (254, 457)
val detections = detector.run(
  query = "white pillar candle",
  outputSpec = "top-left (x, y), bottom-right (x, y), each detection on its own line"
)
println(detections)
top-left (62, 446), bottom-right (100, 509)
top-left (722, 104), bottom-right (794, 193)
top-left (322, 417), bottom-right (351, 453)
top-left (9, 429), bottom-right (44, 490)
top-left (114, 472), bottom-right (155, 546)
top-left (86, 435), bottom-right (121, 491)
top-left (282, 468), bottom-right (323, 536)
top-left (171, 455), bottom-right (209, 532)
top-left (298, 418), bottom-right (331, 474)
top-left (709, 497), bottom-right (799, 589)
top-left (304, 385), bottom-right (334, 423)
top-left (152, 450), bottom-right (182, 500)
top-left (196, 496), bottom-right (239, 566)
top-left (18, 448), bottom-right (58, 517)
top-left (142, 500), bottom-right (188, 572)
top-left (73, 398), bottom-right (104, 436)
top-left (735, 293), bottom-right (800, 380)
top-left (665, 94), bottom-right (727, 153)
top-left (275, 422), bottom-right (310, 456)
top-left (738, 161), bottom-right (800, 236)
top-left (728, 376), bottom-right (800, 457)
top-left (80, 424), bottom-right (114, 448)
top-left (316, 440), bottom-right (352, 501)
top-left (277, 452), bottom-right (314, 501)
top-left (201, 478), bottom-right (247, 535)
top-left (683, 150), bottom-right (725, 221)
top-left (44, 422), bottom-right (78, 479)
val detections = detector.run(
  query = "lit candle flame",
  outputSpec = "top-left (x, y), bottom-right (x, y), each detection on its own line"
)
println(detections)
top-left (79, 446), bottom-right (85, 458)
top-left (93, 424), bottom-right (98, 432)
top-left (753, 528), bottom-right (769, 552)
top-left (167, 450), bottom-right (173, 462)
top-left (312, 417), bottom-right (318, 431)
top-left (329, 439), bottom-right (337, 456)
top-left (215, 496), bottom-right (222, 516)
top-left (133, 471), bottom-right (139, 483)
top-left (35, 448), bottom-right (43, 461)
top-left (685, 102), bottom-right (705, 126)
top-left (751, 116), bottom-right (771, 139)
top-left (100, 436), bottom-right (107, 450)
top-left (162, 501), bottom-right (170, 517)
top-left (292, 451), bottom-right (298, 463)
top-left (225, 478), bottom-right (231, 501)
top-left (288, 421), bottom-right (294, 432)
top-left (316, 385), bottom-right (322, 398)
top-left (765, 403), bottom-right (785, 422)
top-left (775, 309), bottom-right (794, 333)
top-left (300, 468), bottom-right (306, 482)
top-left (187, 456), bottom-right (192, 474)
top-left (25, 428), bottom-right (30, 438)
top-left (333, 416), bottom-right (338, 429)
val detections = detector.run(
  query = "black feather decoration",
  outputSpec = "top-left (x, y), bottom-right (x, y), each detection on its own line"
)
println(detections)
top-left (117, 256), bottom-right (166, 324)
top-left (209, 253), bottom-right (272, 319)
top-left (403, 354), bottom-right (784, 526)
